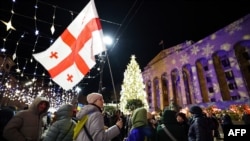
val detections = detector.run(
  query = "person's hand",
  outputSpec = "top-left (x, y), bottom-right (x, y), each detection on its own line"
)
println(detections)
top-left (104, 126), bottom-right (109, 130)
top-left (150, 119), bottom-right (157, 124)
top-left (116, 118), bottom-right (123, 129)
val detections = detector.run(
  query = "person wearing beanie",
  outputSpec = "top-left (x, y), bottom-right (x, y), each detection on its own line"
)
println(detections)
top-left (75, 92), bottom-right (123, 141)
top-left (87, 93), bottom-right (103, 104)
top-left (188, 105), bottom-right (213, 141)
top-left (189, 106), bottom-right (203, 115)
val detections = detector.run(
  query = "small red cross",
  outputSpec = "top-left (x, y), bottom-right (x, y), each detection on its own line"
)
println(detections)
top-left (67, 74), bottom-right (73, 82)
top-left (50, 51), bottom-right (58, 59)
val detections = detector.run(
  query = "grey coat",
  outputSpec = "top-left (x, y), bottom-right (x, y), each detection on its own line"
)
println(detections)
top-left (3, 97), bottom-right (50, 141)
top-left (75, 104), bottom-right (120, 141)
top-left (44, 104), bottom-right (76, 141)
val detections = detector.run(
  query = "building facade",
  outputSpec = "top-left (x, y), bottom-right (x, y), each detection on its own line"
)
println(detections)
top-left (142, 14), bottom-right (250, 112)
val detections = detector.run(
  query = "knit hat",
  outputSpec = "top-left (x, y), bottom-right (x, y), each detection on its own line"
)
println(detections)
top-left (189, 105), bottom-right (203, 114)
top-left (87, 93), bottom-right (103, 104)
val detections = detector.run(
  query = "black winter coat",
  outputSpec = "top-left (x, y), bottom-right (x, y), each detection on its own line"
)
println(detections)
top-left (188, 114), bottom-right (213, 141)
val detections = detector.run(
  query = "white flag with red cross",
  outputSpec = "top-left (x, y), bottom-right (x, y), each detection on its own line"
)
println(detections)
top-left (33, 0), bottom-right (106, 90)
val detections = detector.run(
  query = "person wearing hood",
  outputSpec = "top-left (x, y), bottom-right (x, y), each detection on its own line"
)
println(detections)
top-left (75, 92), bottom-right (123, 141)
top-left (188, 105), bottom-right (213, 141)
top-left (43, 104), bottom-right (76, 141)
top-left (3, 96), bottom-right (50, 141)
top-left (126, 107), bottom-right (153, 141)
top-left (156, 110), bottom-right (188, 141)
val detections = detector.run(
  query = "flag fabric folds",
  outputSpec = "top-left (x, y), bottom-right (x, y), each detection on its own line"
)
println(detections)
top-left (33, 0), bottom-right (106, 90)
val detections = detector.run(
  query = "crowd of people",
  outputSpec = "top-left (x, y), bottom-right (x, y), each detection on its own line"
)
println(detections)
top-left (0, 92), bottom-right (250, 141)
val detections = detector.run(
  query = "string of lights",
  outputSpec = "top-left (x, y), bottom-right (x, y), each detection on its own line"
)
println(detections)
top-left (0, 0), bottom-right (107, 109)
top-left (0, 0), bottom-right (137, 109)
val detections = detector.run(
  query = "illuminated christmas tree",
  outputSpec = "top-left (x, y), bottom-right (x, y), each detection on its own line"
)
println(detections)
top-left (119, 55), bottom-right (149, 114)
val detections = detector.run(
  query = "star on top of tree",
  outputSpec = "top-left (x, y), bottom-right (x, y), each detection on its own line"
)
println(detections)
top-left (131, 54), bottom-right (136, 60)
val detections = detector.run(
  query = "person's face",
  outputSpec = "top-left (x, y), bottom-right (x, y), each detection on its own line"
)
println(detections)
top-left (38, 101), bottom-right (47, 113)
top-left (94, 97), bottom-right (104, 109)
top-left (207, 112), bottom-right (213, 118)
top-left (176, 115), bottom-right (184, 123)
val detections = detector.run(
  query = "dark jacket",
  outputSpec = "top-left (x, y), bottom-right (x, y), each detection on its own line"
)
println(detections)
top-left (156, 110), bottom-right (188, 141)
top-left (188, 114), bottom-right (213, 141)
top-left (221, 114), bottom-right (233, 126)
top-left (0, 107), bottom-right (15, 141)
top-left (242, 113), bottom-right (250, 125)
top-left (221, 113), bottom-right (233, 134)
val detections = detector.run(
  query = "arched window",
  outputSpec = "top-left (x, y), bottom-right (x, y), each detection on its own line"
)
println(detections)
top-left (170, 69), bottom-right (180, 105)
top-left (146, 80), bottom-right (153, 109)
top-left (153, 77), bottom-right (160, 110)
top-left (234, 40), bottom-right (250, 97)
top-left (182, 64), bottom-right (194, 105)
top-left (196, 58), bottom-right (210, 102)
top-left (161, 73), bottom-right (169, 107)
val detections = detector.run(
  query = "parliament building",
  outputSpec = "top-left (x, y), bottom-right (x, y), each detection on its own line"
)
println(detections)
top-left (142, 14), bottom-right (250, 112)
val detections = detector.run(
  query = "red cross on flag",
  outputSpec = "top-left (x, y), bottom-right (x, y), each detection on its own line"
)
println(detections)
top-left (33, 0), bottom-right (106, 90)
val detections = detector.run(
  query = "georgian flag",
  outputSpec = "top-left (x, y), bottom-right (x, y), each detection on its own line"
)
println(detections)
top-left (33, 0), bottom-right (106, 90)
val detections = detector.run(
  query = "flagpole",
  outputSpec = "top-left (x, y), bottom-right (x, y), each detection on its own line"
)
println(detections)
top-left (98, 55), bottom-right (105, 93)
top-left (104, 52), bottom-right (119, 109)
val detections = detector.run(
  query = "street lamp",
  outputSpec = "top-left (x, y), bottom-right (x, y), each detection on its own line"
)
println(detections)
top-left (103, 36), bottom-right (113, 46)
top-left (98, 35), bottom-right (118, 109)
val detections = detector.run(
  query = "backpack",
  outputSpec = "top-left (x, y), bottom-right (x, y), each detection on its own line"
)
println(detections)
top-left (73, 115), bottom-right (88, 140)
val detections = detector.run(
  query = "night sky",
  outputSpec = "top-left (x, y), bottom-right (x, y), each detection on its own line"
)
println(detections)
top-left (0, 0), bottom-right (250, 94)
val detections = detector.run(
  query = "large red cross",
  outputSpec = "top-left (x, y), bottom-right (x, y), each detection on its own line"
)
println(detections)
top-left (48, 18), bottom-right (102, 81)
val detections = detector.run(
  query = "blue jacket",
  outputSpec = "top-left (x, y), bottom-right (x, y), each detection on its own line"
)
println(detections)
top-left (126, 126), bottom-right (152, 141)
top-left (126, 108), bottom-right (153, 141)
